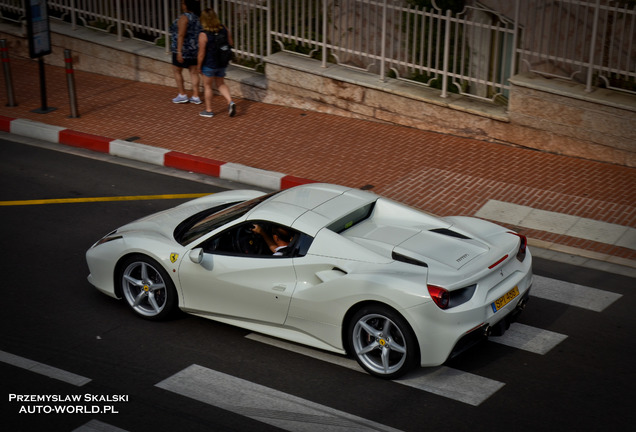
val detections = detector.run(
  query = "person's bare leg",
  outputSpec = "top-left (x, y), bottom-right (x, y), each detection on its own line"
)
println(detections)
top-left (203, 75), bottom-right (214, 114)
top-left (173, 65), bottom-right (186, 95)
top-left (188, 65), bottom-right (200, 99)
top-left (214, 77), bottom-right (232, 104)
top-left (214, 77), bottom-right (235, 116)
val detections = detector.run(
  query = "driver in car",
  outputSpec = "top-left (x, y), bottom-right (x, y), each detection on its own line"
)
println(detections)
top-left (251, 224), bottom-right (293, 256)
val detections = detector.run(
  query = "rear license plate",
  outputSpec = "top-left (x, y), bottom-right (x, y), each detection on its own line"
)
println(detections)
top-left (491, 286), bottom-right (520, 313)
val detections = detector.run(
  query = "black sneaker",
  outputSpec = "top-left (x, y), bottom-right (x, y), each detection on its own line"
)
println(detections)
top-left (228, 102), bottom-right (236, 117)
top-left (199, 110), bottom-right (214, 118)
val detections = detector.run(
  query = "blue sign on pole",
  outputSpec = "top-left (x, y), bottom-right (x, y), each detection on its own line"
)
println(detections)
top-left (26, 0), bottom-right (56, 113)
top-left (25, 0), bottom-right (52, 58)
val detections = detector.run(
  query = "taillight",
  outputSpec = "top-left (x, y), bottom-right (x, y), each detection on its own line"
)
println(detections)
top-left (508, 232), bottom-right (527, 262)
top-left (428, 285), bottom-right (450, 309)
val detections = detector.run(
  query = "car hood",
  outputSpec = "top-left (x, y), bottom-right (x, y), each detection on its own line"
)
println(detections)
top-left (116, 203), bottom-right (211, 241)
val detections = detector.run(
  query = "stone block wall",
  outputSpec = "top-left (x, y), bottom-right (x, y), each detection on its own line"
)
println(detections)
top-left (508, 74), bottom-right (635, 166)
top-left (264, 52), bottom-right (636, 167)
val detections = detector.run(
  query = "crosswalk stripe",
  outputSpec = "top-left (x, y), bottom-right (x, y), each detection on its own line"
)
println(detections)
top-left (156, 364), bottom-right (403, 432)
top-left (396, 367), bottom-right (505, 406)
top-left (490, 323), bottom-right (567, 354)
top-left (475, 199), bottom-right (636, 250)
top-left (247, 333), bottom-right (361, 371)
top-left (72, 420), bottom-right (129, 432)
top-left (531, 275), bottom-right (622, 312)
top-left (0, 350), bottom-right (91, 386)
top-left (246, 334), bottom-right (503, 406)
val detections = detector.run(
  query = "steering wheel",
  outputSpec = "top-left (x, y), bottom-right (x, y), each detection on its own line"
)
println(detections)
top-left (233, 224), bottom-right (265, 255)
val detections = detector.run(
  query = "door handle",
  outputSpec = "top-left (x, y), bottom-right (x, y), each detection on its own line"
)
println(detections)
top-left (272, 284), bottom-right (287, 292)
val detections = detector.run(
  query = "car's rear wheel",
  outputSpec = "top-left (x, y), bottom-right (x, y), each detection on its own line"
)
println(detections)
top-left (348, 305), bottom-right (418, 379)
top-left (119, 255), bottom-right (176, 320)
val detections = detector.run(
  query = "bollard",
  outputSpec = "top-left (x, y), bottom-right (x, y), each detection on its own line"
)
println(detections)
top-left (0, 39), bottom-right (17, 107)
top-left (64, 49), bottom-right (79, 118)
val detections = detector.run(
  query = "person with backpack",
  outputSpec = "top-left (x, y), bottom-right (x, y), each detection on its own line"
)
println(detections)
top-left (197, 8), bottom-right (237, 118)
top-left (170, 0), bottom-right (202, 104)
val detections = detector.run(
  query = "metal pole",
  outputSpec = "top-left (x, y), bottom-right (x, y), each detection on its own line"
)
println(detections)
top-left (64, 49), bottom-right (79, 118)
top-left (586, 0), bottom-right (602, 93)
top-left (322, 0), bottom-right (328, 68)
top-left (32, 57), bottom-right (56, 114)
top-left (440, 9), bottom-right (451, 98)
top-left (380, 0), bottom-right (387, 81)
top-left (511, 0), bottom-right (519, 79)
top-left (267, 0), bottom-right (272, 57)
top-left (0, 39), bottom-right (17, 107)
top-left (116, 0), bottom-right (123, 42)
top-left (71, 0), bottom-right (77, 30)
top-left (164, 0), bottom-right (170, 54)
top-left (38, 58), bottom-right (48, 111)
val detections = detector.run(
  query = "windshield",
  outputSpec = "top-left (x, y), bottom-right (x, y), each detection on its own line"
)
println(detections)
top-left (174, 192), bottom-right (278, 246)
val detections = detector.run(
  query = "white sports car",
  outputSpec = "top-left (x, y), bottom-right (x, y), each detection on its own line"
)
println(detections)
top-left (86, 183), bottom-right (532, 379)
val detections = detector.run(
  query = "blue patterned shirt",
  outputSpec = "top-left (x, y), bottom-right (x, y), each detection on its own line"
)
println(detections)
top-left (170, 12), bottom-right (202, 59)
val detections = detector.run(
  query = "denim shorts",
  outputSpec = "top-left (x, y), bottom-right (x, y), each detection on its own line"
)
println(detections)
top-left (201, 65), bottom-right (227, 78)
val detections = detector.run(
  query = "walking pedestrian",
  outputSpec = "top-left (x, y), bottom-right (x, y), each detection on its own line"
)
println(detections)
top-left (170, 0), bottom-right (202, 104)
top-left (197, 8), bottom-right (237, 118)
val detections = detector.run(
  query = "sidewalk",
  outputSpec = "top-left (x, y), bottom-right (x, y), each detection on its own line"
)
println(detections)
top-left (1, 57), bottom-right (635, 270)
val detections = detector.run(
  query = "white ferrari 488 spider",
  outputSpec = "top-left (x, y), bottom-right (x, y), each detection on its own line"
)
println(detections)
top-left (86, 183), bottom-right (532, 379)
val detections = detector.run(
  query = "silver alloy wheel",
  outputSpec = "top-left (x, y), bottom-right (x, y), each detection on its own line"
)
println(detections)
top-left (122, 260), bottom-right (168, 317)
top-left (351, 313), bottom-right (407, 376)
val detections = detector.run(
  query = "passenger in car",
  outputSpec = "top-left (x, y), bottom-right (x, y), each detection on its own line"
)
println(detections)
top-left (252, 224), bottom-right (293, 256)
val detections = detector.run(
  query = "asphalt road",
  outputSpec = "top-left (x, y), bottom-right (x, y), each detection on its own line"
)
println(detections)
top-left (0, 135), bottom-right (634, 432)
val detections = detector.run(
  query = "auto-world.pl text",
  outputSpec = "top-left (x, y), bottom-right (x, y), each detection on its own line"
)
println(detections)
top-left (9, 393), bottom-right (127, 414)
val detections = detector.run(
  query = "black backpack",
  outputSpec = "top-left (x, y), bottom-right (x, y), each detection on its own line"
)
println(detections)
top-left (207, 29), bottom-right (233, 68)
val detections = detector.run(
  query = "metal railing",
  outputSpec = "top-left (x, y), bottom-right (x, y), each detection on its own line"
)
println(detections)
top-left (517, 0), bottom-right (636, 94)
top-left (1, 0), bottom-right (634, 101)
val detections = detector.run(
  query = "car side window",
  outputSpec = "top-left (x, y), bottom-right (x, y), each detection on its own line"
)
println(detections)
top-left (199, 222), bottom-right (308, 258)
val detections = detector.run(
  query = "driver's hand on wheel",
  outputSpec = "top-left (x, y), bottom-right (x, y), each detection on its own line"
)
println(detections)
top-left (251, 224), bottom-right (264, 235)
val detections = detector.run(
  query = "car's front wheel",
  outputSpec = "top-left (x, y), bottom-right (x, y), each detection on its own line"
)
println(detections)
top-left (119, 255), bottom-right (176, 320)
top-left (348, 305), bottom-right (418, 379)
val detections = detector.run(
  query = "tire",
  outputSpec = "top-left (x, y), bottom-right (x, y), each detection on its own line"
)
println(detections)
top-left (348, 305), bottom-right (418, 379)
top-left (119, 255), bottom-right (177, 320)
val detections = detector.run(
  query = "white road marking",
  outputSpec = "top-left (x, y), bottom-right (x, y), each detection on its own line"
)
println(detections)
top-left (247, 333), bottom-right (362, 371)
top-left (531, 275), bottom-right (622, 312)
top-left (72, 420), bottom-right (129, 432)
top-left (490, 323), bottom-right (567, 354)
top-left (475, 200), bottom-right (636, 250)
top-left (396, 367), bottom-right (505, 406)
top-left (246, 334), bottom-right (503, 406)
top-left (0, 350), bottom-right (91, 386)
top-left (156, 364), bottom-right (403, 432)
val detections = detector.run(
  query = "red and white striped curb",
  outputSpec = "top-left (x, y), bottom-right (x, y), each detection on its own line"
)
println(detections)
top-left (0, 116), bottom-right (315, 190)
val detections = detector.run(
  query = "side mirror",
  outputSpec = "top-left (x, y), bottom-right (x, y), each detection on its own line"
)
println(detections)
top-left (189, 248), bottom-right (204, 264)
